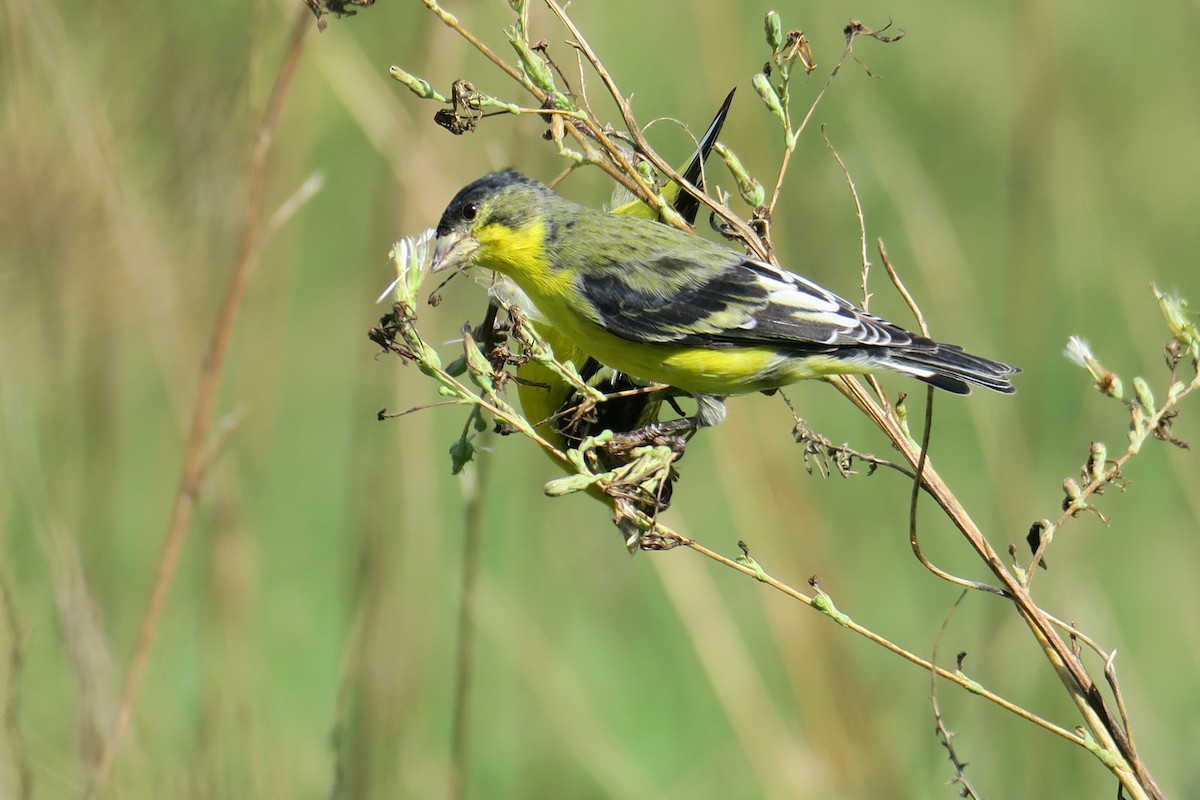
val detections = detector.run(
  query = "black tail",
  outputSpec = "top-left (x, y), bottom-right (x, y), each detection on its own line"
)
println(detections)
top-left (883, 343), bottom-right (1019, 395)
top-left (672, 88), bottom-right (736, 225)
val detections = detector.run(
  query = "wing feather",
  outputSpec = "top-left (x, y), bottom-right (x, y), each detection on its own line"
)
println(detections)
top-left (578, 254), bottom-right (917, 353)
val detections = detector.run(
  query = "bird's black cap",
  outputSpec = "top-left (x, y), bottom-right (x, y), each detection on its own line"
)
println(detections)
top-left (436, 170), bottom-right (545, 237)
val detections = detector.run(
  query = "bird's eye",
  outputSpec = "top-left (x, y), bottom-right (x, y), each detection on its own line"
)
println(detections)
top-left (462, 201), bottom-right (479, 221)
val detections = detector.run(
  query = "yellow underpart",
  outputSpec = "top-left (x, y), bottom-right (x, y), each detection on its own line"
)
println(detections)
top-left (475, 218), bottom-right (576, 301)
top-left (476, 216), bottom-right (877, 396)
top-left (515, 323), bottom-right (587, 448)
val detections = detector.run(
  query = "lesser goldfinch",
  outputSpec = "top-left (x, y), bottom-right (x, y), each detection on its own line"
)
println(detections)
top-left (433, 170), bottom-right (1017, 428)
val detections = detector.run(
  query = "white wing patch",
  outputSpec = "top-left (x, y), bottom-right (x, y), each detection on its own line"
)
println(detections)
top-left (737, 259), bottom-right (906, 347)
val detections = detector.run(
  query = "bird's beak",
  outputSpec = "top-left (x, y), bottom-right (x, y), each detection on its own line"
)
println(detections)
top-left (431, 231), bottom-right (479, 274)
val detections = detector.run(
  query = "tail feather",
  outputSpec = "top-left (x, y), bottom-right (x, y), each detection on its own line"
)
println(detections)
top-left (882, 343), bottom-right (1019, 395)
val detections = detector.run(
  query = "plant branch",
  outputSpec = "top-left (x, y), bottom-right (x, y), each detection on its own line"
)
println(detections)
top-left (671, 539), bottom-right (1083, 746)
top-left (1026, 367), bottom-right (1200, 586)
top-left (389, 10), bottom-right (1171, 797)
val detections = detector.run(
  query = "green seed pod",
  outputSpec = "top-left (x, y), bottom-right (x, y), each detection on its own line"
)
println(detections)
top-left (752, 73), bottom-right (787, 127)
top-left (1132, 376), bottom-right (1156, 416)
top-left (714, 142), bottom-right (765, 207)
top-left (544, 473), bottom-right (599, 496)
top-left (413, 340), bottom-right (442, 371)
top-left (463, 335), bottom-right (494, 391)
top-left (505, 27), bottom-right (556, 96)
top-left (388, 66), bottom-right (449, 103)
top-left (1086, 441), bottom-right (1107, 482)
top-left (449, 437), bottom-right (475, 475)
top-left (764, 10), bottom-right (784, 51)
top-left (1153, 285), bottom-right (1200, 354)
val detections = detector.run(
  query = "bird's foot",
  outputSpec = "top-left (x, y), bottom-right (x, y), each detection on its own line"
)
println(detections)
top-left (607, 418), bottom-right (693, 457)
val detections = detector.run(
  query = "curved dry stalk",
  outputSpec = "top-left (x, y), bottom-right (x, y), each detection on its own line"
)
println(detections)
top-left (908, 388), bottom-right (1007, 597)
top-left (822, 126), bottom-right (872, 312)
top-left (827, 374), bottom-right (1158, 800)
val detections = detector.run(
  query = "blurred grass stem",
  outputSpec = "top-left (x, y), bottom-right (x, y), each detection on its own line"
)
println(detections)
top-left (1, 569), bottom-right (33, 800)
top-left (449, 433), bottom-right (491, 800)
top-left (87, 7), bottom-right (312, 796)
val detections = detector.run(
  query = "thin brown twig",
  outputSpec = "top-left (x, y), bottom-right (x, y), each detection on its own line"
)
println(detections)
top-left (764, 36), bottom-right (859, 218)
top-left (1105, 651), bottom-right (1142, 784)
top-left (86, 8), bottom-right (312, 795)
top-left (1043, 611), bottom-right (1108, 661)
top-left (821, 126), bottom-right (890, 407)
top-left (822, 125), bottom-right (871, 311)
top-left (877, 239), bottom-right (929, 336)
top-left (872, 239), bottom-right (927, 408)
top-left (930, 591), bottom-right (984, 800)
top-left (379, 400), bottom-right (470, 420)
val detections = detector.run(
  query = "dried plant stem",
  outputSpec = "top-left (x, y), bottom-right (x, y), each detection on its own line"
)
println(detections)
top-left (86, 8), bottom-right (311, 796)
top-left (827, 374), bottom-right (1158, 800)
top-left (908, 389), bottom-right (1007, 596)
top-left (823, 126), bottom-right (871, 311)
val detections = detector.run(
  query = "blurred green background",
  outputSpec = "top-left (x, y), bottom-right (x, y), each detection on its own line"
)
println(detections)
top-left (3, 0), bottom-right (1199, 797)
